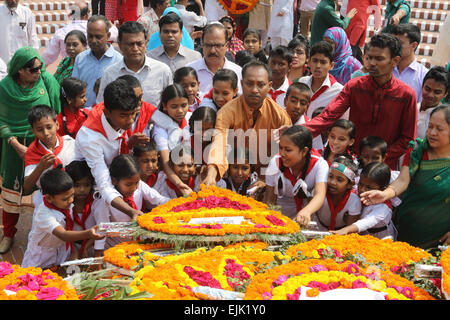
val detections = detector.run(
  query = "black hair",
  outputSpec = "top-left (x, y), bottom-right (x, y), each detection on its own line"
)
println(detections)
top-left (41, 168), bottom-right (74, 196)
top-left (117, 74), bottom-right (142, 89)
top-left (133, 140), bottom-right (158, 158)
top-left (94, 78), bottom-right (102, 93)
top-left (310, 41), bottom-right (334, 62)
top-left (201, 23), bottom-right (227, 42)
top-left (188, 107), bottom-right (217, 134)
top-left (322, 119), bottom-right (356, 161)
top-left (422, 66), bottom-right (449, 94)
top-left (288, 34), bottom-right (310, 58)
top-left (65, 160), bottom-right (95, 185)
top-left (312, 107), bottom-right (326, 118)
top-left (64, 30), bottom-right (87, 46)
top-left (159, 11), bottom-right (183, 31)
top-left (104, 78), bottom-right (140, 111)
top-left (28, 105), bottom-right (57, 127)
top-left (331, 155), bottom-right (358, 182)
top-left (173, 67), bottom-right (199, 83)
top-left (242, 28), bottom-right (261, 42)
top-left (60, 77), bottom-right (88, 137)
top-left (169, 143), bottom-right (195, 167)
top-left (360, 162), bottom-right (391, 190)
top-left (429, 104), bottom-right (450, 125)
top-left (213, 68), bottom-right (238, 90)
top-left (226, 147), bottom-right (254, 195)
top-left (219, 16), bottom-right (234, 29)
top-left (159, 83), bottom-right (189, 111)
top-left (269, 45), bottom-right (293, 65)
top-left (235, 50), bottom-right (257, 68)
top-left (242, 60), bottom-right (272, 82)
top-left (87, 15), bottom-right (110, 32)
top-left (119, 21), bottom-right (147, 41)
top-left (368, 33), bottom-right (402, 59)
top-left (391, 23), bottom-right (421, 46)
top-left (286, 82), bottom-right (311, 99)
top-left (150, 0), bottom-right (167, 9)
top-left (359, 136), bottom-right (388, 157)
top-left (109, 154), bottom-right (141, 181)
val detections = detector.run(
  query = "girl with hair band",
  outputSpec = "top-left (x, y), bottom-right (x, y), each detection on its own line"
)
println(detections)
top-left (174, 67), bottom-right (201, 112)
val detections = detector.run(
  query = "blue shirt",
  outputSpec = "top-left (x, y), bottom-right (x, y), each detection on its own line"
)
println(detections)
top-left (72, 44), bottom-right (123, 108)
top-left (392, 59), bottom-right (429, 103)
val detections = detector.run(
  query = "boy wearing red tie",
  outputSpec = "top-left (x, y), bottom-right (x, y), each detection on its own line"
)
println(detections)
top-left (267, 46), bottom-right (293, 108)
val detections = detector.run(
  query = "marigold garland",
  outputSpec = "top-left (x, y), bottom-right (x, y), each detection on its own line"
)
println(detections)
top-left (244, 259), bottom-right (434, 300)
top-left (0, 262), bottom-right (79, 300)
top-left (217, 0), bottom-right (260, 15)
top-left (137, 185), bottom-right (300, 237)
top-left (441, 248), bottom-right (450, 296)
top-left (285, 234), bottom-right (431, 271)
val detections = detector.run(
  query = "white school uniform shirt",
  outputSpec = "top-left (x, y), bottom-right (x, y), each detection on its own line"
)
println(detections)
top-left (267, 77), bottom-right (291, 108)
top-left (354, 169), bottom-right (402, 207)
top-left (265, 153), bottom-right (329, 219)
top-left (416, 103), bottom-right (438, 140)
top-left (354, 203), bottom-right (396, 240)
top-left (293, 114), bottom-right (308, 125)
top-left (313, 192), bottom-right (362, 231)
top-left (267, 0), bottom-right (294, 42)
top-left (74, 113), bottom-right (124, 205)
top-left (152, 112), bottom-right (192, 152)
top-left (92, 180), bottom-right (169, 250)
top-left (0, 4), bottom-right (40, 64)
top-left (299, 74), bottom-right (344, 119)
top-left (22, 203), bottom-right (73, 268)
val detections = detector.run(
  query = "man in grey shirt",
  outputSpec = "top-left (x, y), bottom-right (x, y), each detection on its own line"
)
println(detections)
top-left (147, 12), bottom-right (201, 73)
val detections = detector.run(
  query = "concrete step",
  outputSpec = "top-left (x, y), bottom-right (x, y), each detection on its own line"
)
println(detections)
top-left (34, 9), bottom-right (71, 22)
top-left (379, 0), bottom-right (450, 10)
top-left (366, 29), bottom-right (439, 44)
top-left (36, 21), bottom-right (67, 34)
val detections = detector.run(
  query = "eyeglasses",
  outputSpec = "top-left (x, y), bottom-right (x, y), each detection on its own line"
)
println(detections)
top-left (28, 64), bottom-right (43, 74)
top-left (203, 43), bottom-right (226, 50)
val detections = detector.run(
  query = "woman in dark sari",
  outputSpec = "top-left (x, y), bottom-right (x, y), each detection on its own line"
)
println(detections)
top-left (0, 47), bottom-right (61, 253)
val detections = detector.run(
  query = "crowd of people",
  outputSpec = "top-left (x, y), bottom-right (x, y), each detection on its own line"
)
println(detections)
top-left (0, 0), bottom-right (448, 270)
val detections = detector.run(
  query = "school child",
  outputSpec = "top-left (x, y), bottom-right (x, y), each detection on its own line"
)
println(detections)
top-left (265, 125), bottom-right (329, 224)
top-left (152, 84), bottom-right (194, 196)
top-left (311, 106), bottom-right (327, 153)
top-left (267, 46), bottom-right (293, 107)
top-left (350, 43), bottom-right (370, 79)
top-left (241, 28), bottom-right (268, 64)
top-left (267, 0), bottom-right (295, 48)
top-left (235, 50), bottom-right (257, 68)
top-left (92, 154), bottom-right (169, 256)
top-left (331, 162), bottom-right (397, 240)
top-left (174, 67), bottom-right (201, 112)
top-left (225, 147), bottom-right (265, 200)
top-left (321, 119), bottom-right (357, 166)
top-left (57, 77), bottom-right (90, 139)
top-left (298, 41), bottom-right (343, 119)
top-left (200, 69), bottom-right (239, 112)
top-left (65, 160), bottom-right (96, 258)
top-left (23, 105), bottom-right (76, 213)
top-left (22, 168), bottom-right (104, 268)
top-left (74, 78), bottom-right (144, 221)
top-left (89, 78), bottom-right (102, 110)
top-left (312, 156), bottom-right (362, 231)
top-left (284, 82), bottom-right (311, 125)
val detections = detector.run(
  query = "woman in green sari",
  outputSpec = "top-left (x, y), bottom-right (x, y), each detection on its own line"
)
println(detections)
top-left (0, 47), bottom-right (61, 253)
top-left (361, 105), bottom-right (450, 249)
top-left (53, 30), bottom-right (87, 84)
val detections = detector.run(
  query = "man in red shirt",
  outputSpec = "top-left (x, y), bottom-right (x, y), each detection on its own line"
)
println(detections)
top-left (304, 33), bottom-right (417, 169)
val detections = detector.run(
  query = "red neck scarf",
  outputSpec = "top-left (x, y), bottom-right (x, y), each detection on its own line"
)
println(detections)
top-left (72, 193), bottom-right (94, 256)
top-left (166, 176), bottom-right (196, 197)
top-left (326, 190), bottom-right (352, 231)
top-left (145, 173), bottom-right (157, 188)
top-left (43, 196), bottom-right (74, 251)
top-left (123, 195), bottom-right (138, 210)
top-left (128, 101), bottom-right (157, 135)
top-left (269, 78), bottom-right (292, 101)
top-left (24, 135), bottom-right (64, 167)
top-left (311, 74), bottom-right (337, 102)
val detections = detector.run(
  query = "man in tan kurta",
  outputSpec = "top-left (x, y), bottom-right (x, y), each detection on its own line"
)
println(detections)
top-left (201, 61), bottom-right (292, 186)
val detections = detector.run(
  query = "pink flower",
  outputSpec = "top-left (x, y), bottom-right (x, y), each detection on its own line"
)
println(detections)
top-left (307, 281), bottom-right (329, 292)
top-left (183, 266), bottom-right (222, 289)
top-left (272, 275), bottom-right (289, 287)
top-left (345, 263), bottom-right (360, 275)
top-left (262, 292), bottom-right (272, 300)
top-left (309, 264), bottom-right (328, 273)
top-left (265, 215), bottom-right (286, 226)
top-left (402, 287), bottom-right (414, 299)
top-left (152, 216), bottom-right (165, 224)
top-left (255, 224), bottom-right (270, 228)
top-left (352, 280), bottom-right (368, 289)
top-left (36, 287), bottom-right (64, 300)
top-left (170, 196), bottom-right (251, 212)
top-left (0, 262), bottom-right (14, 277)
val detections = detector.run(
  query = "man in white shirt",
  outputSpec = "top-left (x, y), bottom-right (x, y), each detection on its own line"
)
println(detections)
top-left (41, 0), bottom-right (90, 67)
top-left (0, 0), bottom-right (39, 64)
top-left (187, 23), bottom-right (242, 98)
top-left (147, 11), bottom-right (201, 73)
top-left (174, 0), bottom-right (207, 34)
top-left (97, 21), bottom-right (172, 107)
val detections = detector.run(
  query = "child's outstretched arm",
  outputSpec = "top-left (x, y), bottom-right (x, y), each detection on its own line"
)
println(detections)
top-left (295, 182), bottom-right (327, 226)
top-left (331, 224), bottom-right (359, 235)
top-left (52, 225), bottom-right (105, 243)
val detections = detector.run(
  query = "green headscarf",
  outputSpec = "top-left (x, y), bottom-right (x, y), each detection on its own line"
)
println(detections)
top-left (0, 47), bottom-right (61, 138)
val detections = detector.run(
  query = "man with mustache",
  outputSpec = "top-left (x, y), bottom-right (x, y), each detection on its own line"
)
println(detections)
top-left (187, 23), bottom-right (242, 98)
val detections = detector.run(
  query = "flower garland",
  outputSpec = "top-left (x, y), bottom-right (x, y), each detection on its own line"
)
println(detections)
top-left (244, 259), bottom-right (434, 300)
top-left (441, 248), bottom-right (450, 297)
top-left (137, 185), bottom-right (299, 237)
top-left (217, 0), bottom-right (260, 15)
top-left (286, 234), bottom-right (431, 272)
top-left (0, 262), bottom-right (79, 300)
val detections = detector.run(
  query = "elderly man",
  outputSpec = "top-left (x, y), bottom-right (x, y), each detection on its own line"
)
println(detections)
top-left (72, 15), bottom-right (122, 109)
top-left (202, 60), bottom-right (292, 187)
top-left (97, 21), bottom-right (172, 108)
top-left (0, 0), bottom-right (39, 63)
top-left (147, 12), bottom-right (201, 73)
top-left (187, 22), bottom-right (242, 98)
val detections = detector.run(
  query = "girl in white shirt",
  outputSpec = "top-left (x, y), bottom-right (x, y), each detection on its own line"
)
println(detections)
top-left (332, 162), bottom-right (396, 240)
top-left (265, 125), bottom-right (329, 224)
top-left (313, 156), bottom-right (361, 231)
top-left (92, 154), bottom-right (169, 255)
top-left (174, 67), bottom-right (201, 113)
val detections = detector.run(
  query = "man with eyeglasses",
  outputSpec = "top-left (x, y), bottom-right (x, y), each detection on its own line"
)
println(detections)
top-left (0, 0), bottom-right (39, 64)
top-left (187, 23), bottom-right (242, 98)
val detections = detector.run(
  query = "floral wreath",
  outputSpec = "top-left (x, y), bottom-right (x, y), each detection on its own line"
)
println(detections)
top-left (217, 0), bottom-right (260, 15)
top-left (442, 248), bottom-right (450, 297)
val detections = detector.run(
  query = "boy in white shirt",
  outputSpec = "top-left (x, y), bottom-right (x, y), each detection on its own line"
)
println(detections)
top-left (284, 82), bottom-right (311, 125)
top-left (267, 46), bottom-right (293, 108)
